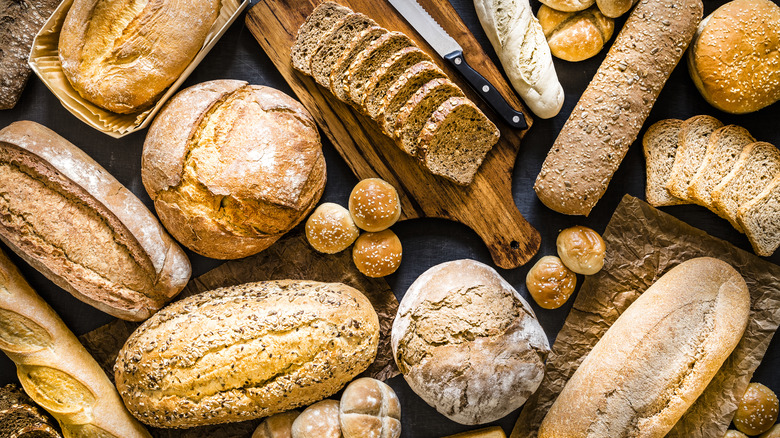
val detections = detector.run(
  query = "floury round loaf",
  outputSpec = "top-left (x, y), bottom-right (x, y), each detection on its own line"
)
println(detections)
top-left (391, 260), bottom-right (550, 425)
top-left (114, 280), bottom-right (380, 428)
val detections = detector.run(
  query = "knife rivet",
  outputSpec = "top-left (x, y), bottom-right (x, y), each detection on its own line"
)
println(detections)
top-left (513, 116), bottom-right (520, 123)
top-left (482, 85), bottom-right (490, 93)
top-left (455, 57), bottom-right (462, 65)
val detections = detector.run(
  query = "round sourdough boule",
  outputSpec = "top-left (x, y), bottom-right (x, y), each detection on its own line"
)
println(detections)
top-left (142, 80), bottom-right (325, 259)
top-left (253, 411), bottom-right (300, 438)
top-left (114, 280), bottom-right (379, 428)
top-left (734, 383), bottom-right (779, 435)
top-left (391, 260), bottom-right (550, 425)
top-left (352, 230), bottom-right (402, 278)
top-left (339, 378), bottom-right (401, 438)
top-left (688, 0), bottom-right (780, 114)
top-left (306, 203), bottom-right (360, 254)
top-left (538, 5), bottom-right (615, 62)
top-left (292, 400), bottom-right (342, 438)
top-left (349, 179), bottom-right (401, 232)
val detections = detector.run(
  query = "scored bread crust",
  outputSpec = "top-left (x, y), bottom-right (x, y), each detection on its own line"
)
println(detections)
top-left (666, 115), bottom-right (723, 202)
top-left (642, 119), bottom-right (686, 207)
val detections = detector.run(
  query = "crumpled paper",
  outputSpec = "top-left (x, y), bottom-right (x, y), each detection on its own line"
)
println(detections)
top-left (79, 230), bottom-right (399, 437)
top-left (511, 195), bottom-right (780, 438)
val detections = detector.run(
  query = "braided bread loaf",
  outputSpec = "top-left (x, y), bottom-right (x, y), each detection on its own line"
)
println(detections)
top-left (0, 249), bottom-right (150, 438)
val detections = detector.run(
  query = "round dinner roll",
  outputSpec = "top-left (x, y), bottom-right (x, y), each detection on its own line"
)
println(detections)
top-left (734, 382), bottom-right (779, 435)
top-left (688, 0), bottom-right (780, 114)
top-left (392, 260), bottom-right (550, 425)
top-left (526, 255), bottom-right (577, 309)
top-left (538, 0), bottom-right (594, 13)
top-left (349, 179), bottom-right (401, 232)
top-left (339, 378), bottom-right (401, 438)
top-left (142, 80), bottom-right (325, 259)
top-left (292, 400), bottom-right (341, 438)
top-left (306, 203), bottom-right (360, 254)
top-left (352, 230), bottom-right (402, 278)
top-left (538, 5), bottom-right (614, 62)
top-left (253, 411), bottom-right (300, 438)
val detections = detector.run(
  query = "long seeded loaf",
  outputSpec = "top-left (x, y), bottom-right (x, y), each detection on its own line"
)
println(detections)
top-left (643, 119), bottom-right (687, 207)
top-left (291, 1), bottom-right (352, 75)
top-left (309, 13), bottom-right (376, 88)
top-left (329, 26), bottom-right (388, 102)
top-left (394, 78), bottom-right (464, 156)
top-left (344, 32), bottom-right (414, 106)
top-left (362, 47), bottom-right (431, 117)
top-left (378, 61), bottom-right (446, 135)
top-left (666, 115), bottom-right (723, 202)
top-left (737, 174), bottom-right (780, 256)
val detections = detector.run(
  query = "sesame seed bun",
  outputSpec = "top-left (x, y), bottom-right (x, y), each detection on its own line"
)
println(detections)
top-left (352, 230), bottom-right (402, 278)
top-left (305, 203), bottom-right (359, 254)
top-left (734, 382), bottom-right (779, 435)
top-left (348, 179), bottom-right (401, 232)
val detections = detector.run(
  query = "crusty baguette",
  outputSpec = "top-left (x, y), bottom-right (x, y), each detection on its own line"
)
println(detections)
top-left (538, 257), bottom-right (749, 438)
top-left (533, 0), bottom-right (703, 215)
top-left (0, 121), bottom-right (191, 321)
top-left (0, 248), bottom-right (150, 438)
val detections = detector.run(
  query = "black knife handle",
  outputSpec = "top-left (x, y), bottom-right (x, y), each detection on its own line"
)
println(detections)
top-left (444, 50), bottom-right (527, 130)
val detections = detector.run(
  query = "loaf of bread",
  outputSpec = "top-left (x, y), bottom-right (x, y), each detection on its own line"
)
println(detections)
top-left (538, 257), bottom-right (750, 438)
top-left (392, 260), bottom-right (549, 425)
top-left (142, 80), bottom-right (325, 260)
top-left (538, 5), bottom-right (615, 63)
top-left (0, 248), bottom-right (151, 438)
top-left (533, 0), bottom-right (702, 215)
top-left (0, 121), bottom-right (190, 321)
top-left (58, 0), bottom-right (220, 113)
top-left (115, 280), bottom-right (380, 428)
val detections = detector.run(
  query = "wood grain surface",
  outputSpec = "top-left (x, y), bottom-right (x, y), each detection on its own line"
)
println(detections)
top-left (245, 0), bottom-right (540, 269)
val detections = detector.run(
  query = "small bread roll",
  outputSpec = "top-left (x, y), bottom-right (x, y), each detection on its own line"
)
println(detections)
top-left (352, 230), bottom-right (402, 278)
top-left (724, 431), bottom-right (749, 438)
top-left (595, 0), bottom-right (636, 18)
top-left (306, 203), bottom-right (360, 254)
top-left (349, 179), bottom-right (401, 232)
top-left (339, 378), bottom-right (401, 438)
top-left (526, 256), bottom-right (576, 309)
top-left (253, 411), bottom-right (300, 438)
top-left (538, 0), bottom-right (594, 12)
top-left (760, 424), bottom-right (780, 438)
top-left (292, 400), bottom-right (342, 438)
top-left (734, 383), bottom-right (779, 435)
top-left (538, 6), bottom-right (615, 62)
top-left (556, 226), bottom-right (606, 275)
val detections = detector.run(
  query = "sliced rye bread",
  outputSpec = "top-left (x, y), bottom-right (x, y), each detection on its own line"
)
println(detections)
top-left (362, 47), bottom-right (431, 117)
top-left (291, 2), bottom-right (352, 75)
top-left (737, 174), bottom-right (780, 257)
top-left (688, 125), bottom-right (755, 211)
top-left (309, 13), bottom-right (377, 88)
top-left (712, 142), bottom-right (780, 231)
top-left (416, 96), bottom-right (500, 186)
top-left (666, 115), bottom-right (723, 202)
top-left (344, 32), bottom-right (414, 106)
top-left (378, 61), bottom-right (446, 135)
top-left (329, 26), bottom-right (388, 102)
top-left (393, 78), bottom-right (464, 156)
top-left (642, 119), bottom-right (687, 207)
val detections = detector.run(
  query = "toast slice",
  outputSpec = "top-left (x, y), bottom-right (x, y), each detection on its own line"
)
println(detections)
top-left (362, 47), bottom-right (431, 117)
top-left (666, 115), bottom-right (723, 202)
top-left (417, 97), bottom-right (500, 186)
top-left (309, 13), bottom-right (377, 88)
top-left (329, 26), bottom-right (388, 102)
top-left (344, 32), bottom-right (414, 106)
top-left (737, 174), bottom-right (780, 257)
top-left (642, 119), bottom-right (686, 207)
top-left (712, 142), bottom-right (780, 231)
top-left (378, 61), bottom-right (446, 135)
top-left (688, 125), bottom-right (755, 211)
top-left (291, 2), bottom-right (352, 75)
top-left (393, 78), bottom-right (464, 156)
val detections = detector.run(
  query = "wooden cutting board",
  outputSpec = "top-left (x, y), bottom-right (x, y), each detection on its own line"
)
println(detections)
top-left (245, 0), bottom-right (540, 269)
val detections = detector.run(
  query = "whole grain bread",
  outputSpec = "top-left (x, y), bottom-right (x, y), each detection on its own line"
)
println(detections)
top-left (533, 0), bottom-right (703, 215)
top-left (291, 2), bottom-right (352, 75)
top-left (737, 174), bottom-right (780, 257)
top-left (344, 32), bottom-right (414, 106)
top-left (712, 142), bottom-right (780, 231)
top-left (378, 61), bottom-right (446, 135)
top-left (329, 26), bottom-right (389, 102)
top-left (667, 115), bottom-right (723, 202)
top-left (0, 384), bottom-right (60, 438)
top-left (362, 47), bottom-right (431, 117)
top-left (643, 119), bottom-right (686, 207)
top-left (309, 12), bottom-right (376, 88)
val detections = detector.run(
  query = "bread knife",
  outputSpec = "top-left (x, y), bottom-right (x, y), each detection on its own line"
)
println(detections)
top-left (387, 0), bottom-right (528, 129)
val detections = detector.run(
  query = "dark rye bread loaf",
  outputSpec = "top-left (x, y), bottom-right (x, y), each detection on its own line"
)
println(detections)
top-left (417, 97), bottom-right (500, 186)
top-left (379, 61), bottom-right (446, 135)
top-left (329, 26), bottom-right (388, 102)
top-left (309, 13), bottom-right (376, 87)
top-left (291, 1), bottom-right (351, 75)
top-left (363, 47), bottom-right (431, 118)
top-left (394, 78), bottom-right (464, 156)
top-left (345, 32), bottom-right (414, 105)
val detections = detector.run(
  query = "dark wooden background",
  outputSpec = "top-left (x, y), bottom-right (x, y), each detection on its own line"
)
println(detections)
top-left (0, 0), bottom-right (778, 436)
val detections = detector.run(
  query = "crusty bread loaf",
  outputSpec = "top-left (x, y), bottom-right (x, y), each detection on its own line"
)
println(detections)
top-left (642, 119), bottom-right (686, 207)
top-left (58, 0), bottom-right (220, 114)
top-left (538, 257), bottom-right (749, 438)
top-left (0, 248), bottom-right (151, 438)
top-left (142, 80), bottom-right (325, 259)
top-left (538, 5), bottom-right (615, 63)
top-left (667, 115), bottom-right (723, 202)
top-left (0, 121), bottom-right (190, 321)
top-left (533, 0), bottom-right (703, 215)
top-left (292, 1), bottom-right (352, 75)
top-left (737, 174), bottom-right (780, 257)
top-left (115, 280), bottom-right (380, 428)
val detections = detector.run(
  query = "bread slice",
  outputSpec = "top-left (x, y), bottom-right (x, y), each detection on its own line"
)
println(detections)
top-left (309, 13), bottom-right (376, 88)
top-left (417, 97), bottom-right (500, 185)
top-left (688, 125), bottom-right (755, 211)
top-left (393, 78), bottom-right (464, 156)
top-left (378, 61), bottom-right (446, 135)
top-left (344, 32), bottom-right (414, 106)
top-left (642, 119), bottom-right (686, 207)
top-left (291, 2), bottom-right (352, 75)
top-left (712, 142), bottom-right (780, 231)
top-left (666, 115), bottom-right (723, 202)
top-left (737, 174), bottom-right (780, 256)
top-left (362, 47), bottom-right (431, 117)
top-left (329, 26), bottom-right (388, 102)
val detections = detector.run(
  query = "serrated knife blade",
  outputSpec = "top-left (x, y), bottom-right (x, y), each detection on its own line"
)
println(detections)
top-left (386, 0), bottom-right (461, 58)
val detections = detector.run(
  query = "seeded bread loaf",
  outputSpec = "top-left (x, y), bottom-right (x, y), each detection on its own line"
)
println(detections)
top-left (0, 121), bottom-right (190, 321)
top-left (291, 1), bottom-right (352, 75)
top-left (115, 280), bottom-right (380, 428)
top-left (362, 47), bottom-right (431, 118)
top-left (738, 174), bottom-right (780, 256)
top-left (329, 26), bottom-right (389, 102)
top-left (310, 13), bottom-right (377, 87)
top-left (667, 115), bottom-right (723, 202)
top-left (345, 32), bottom-right (415, 106)
top-left (394, 78), bottom-right (464, 156)
top-left (533, 0), bottom-right (703, 215)
top-left (642, 119), bottom-right (686, 207)
top-left (378, 61), bottom-right (446, 135)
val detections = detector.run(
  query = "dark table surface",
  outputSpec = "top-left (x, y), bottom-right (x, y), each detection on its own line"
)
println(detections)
top-left (1, 0), bottom-right (778, 436)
